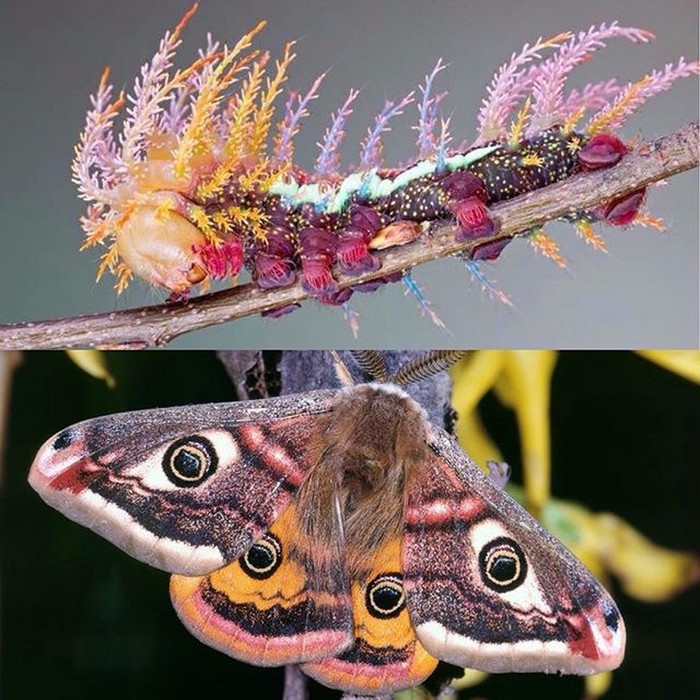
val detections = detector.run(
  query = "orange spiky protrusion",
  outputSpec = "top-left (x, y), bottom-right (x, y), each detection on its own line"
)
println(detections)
top-left (634, 213), bottom-right (667, 232)
top-left (575, 221), bottom-right (608, 253)
top-left (528, 230), bottom-right (568, 268)
top-left (174, 3), bottom-right (199, 37)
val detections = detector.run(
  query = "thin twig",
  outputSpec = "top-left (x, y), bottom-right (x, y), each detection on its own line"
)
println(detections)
top-left (0, 122), bottom-right (697, 349)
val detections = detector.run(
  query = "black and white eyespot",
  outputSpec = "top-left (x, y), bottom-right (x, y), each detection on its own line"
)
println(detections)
top-left (239, 533), bottom-right (282, 580)
top-left (479, 537), bottom-right (528, 593)
top-left (52, 429), bottom-right (76, 451)
top-left (365, 573), bottom-right (405, 619)
top-left (162, 435), bottom-right (218, 487)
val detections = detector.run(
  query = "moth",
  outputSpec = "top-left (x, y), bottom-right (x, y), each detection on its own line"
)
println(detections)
top-left (29, 353), bottom-right (624, 695)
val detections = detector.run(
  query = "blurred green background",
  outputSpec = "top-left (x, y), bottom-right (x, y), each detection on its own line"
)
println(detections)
top-left (0, 0), bottom-right (697, 347)
top-left (2, 351), bottom-right (698, 698)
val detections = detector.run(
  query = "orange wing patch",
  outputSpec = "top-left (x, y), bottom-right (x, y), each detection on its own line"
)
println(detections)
top-left (170, 504), bottom-right (353, 666)
top-left (302, 536), bottom-right (438, 694)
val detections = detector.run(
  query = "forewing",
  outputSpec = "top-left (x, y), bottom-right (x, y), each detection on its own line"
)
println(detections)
top-left (403, 427), bottom-right (625, 675)
top-left (29, 390), bottom-right (336, 575)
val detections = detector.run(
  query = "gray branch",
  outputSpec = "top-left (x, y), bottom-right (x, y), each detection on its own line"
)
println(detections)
top-left (0, 121), bottom-right (697, 349)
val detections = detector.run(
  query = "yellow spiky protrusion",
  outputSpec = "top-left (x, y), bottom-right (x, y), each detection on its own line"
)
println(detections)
top-left (195, 161), bottom-right (236, 201)
top-left (248, 42), bottom-right (296, 157)
top-left (563, 106), bottom-right (587, 136)
top-left (224, 54), bottom-right (270, 160)
top-left (189, 207), bottom-right (223, 244)
top-left (114, 262), bottom-right (133, 293)
top-left (226, 205), bottom-right (269, 240)
top-left (586, 75), bottom-right (654, 135)
top-left (520, 152), bottom-right (544, 167)
top-left (508, 97), bottom-right (531, 146)
top-left (173, 21), bottom-right (268, 180)
top-left (96, 244), bottom-right (121, 283)
top-left (565, 134), bottom-right (583, 156)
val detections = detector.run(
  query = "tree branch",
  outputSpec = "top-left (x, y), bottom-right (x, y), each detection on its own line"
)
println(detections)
top-left (1, 121), bottom-right (697, 349)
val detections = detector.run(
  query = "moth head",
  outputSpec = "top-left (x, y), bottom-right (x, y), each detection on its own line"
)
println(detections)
top-left (116, 205), bottom-right (209, 292)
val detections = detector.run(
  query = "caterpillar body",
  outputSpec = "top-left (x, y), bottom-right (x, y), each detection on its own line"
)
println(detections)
top-left (73, 4), bottom-right (698, 312)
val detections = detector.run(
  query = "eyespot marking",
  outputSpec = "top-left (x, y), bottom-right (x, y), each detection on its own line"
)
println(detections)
top-left (365, 573), bottom-right (405, 619)
top-left (239, 532), bottom-right (282, 580)
top-left (162, 435), bottom-right (218, 487)
top-left (479, 537), bottom-right (527, 593)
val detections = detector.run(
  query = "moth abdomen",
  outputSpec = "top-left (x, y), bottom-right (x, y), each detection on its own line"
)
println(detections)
top-left (295, 384), bottom-right (431, 577)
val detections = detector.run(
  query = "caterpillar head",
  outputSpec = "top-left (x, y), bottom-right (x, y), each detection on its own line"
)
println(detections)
top-left (116, 205), bottom-right (209, 293)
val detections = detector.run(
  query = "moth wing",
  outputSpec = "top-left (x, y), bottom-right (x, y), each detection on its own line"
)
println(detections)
top-left (403, 428), bottom-right (626, 675)
top-left (302, 535), bottom-right (438, 694)
top-left (29, 390), bottom-right (336, 575)
top-left (170, 503), bottom-right (354, 665)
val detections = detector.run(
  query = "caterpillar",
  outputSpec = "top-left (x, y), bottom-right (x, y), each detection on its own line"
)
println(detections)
top-left (72, 3), bottom-right (698, 313)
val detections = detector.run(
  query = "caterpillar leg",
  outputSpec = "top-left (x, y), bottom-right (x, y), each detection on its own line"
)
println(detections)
top-left (253, 228), bottom-right (298, 289)
top-left (599, 188), bottom-right (647, 226)
top-left (577, 134), bottom-right (646, 226)
top-left (194, 239), bottom-right (244, 280)
top-left (300, 227), bottom-right (339, 294)
top-left (467, 237), bottom-right (512, 262)
top-left (316, 272), bottom-right (404, 307)
top-left (336, 205), bottom-right (384, 274)
top-left (261, 303), bottom-right (302, 318)
top-left (577, 133), bottom-right (628, 170)
top-left (441, 171), bottom-right (500, 241)
top-left (317, 288), bottom-right (353, 306)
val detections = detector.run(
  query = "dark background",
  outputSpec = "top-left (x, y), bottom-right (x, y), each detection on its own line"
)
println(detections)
top-left (2, 351), bottom-right (698, 698)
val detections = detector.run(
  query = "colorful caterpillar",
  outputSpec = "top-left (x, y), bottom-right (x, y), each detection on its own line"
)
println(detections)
top-left (72, 3), bottom-right (698, 312)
